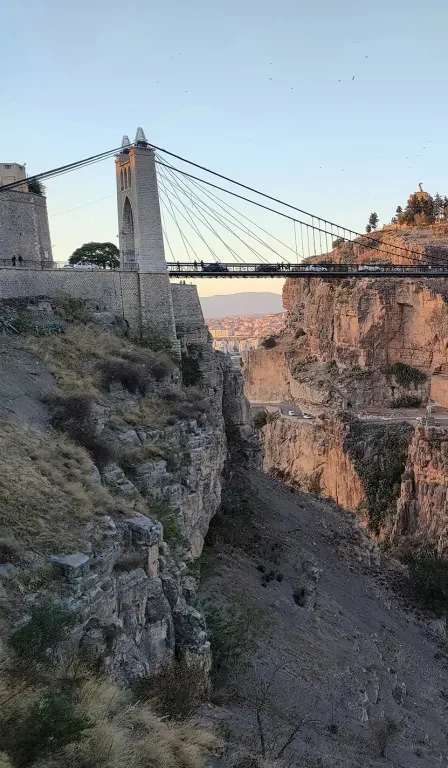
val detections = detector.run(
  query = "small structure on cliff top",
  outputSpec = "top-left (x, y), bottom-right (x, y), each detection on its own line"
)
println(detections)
top-left (0, 161), bottom-right (53, 267)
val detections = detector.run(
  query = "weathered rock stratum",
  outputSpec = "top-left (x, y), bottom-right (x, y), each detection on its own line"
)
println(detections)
top-left (245, 227), bottom-right (448, 550)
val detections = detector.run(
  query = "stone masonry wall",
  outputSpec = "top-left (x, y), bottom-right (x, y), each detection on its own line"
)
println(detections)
top-left (0, 268), bottom-right (181, 347)
top-left (171, 283), bottom-right (209, 345)
top-left (0, 267), bottom-right (141, 331)
top-left (0, 190), bottom-right (53, 264)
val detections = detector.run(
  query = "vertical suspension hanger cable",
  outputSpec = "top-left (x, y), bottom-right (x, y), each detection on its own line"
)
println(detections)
top-left (293, 221), bottom-right (298, 263)
top-left (164, 167), bottom-right (272, 262)
top-left (158, 169), bottom-right (220, 262)
top-left (161, 161), bottom-right (288, 262)
top-left (159, 183), bottom-right (193, 262)
top-left (160, 200), bottom-right (175, 260)
top-left (160, 169), bottom-right (248, 263)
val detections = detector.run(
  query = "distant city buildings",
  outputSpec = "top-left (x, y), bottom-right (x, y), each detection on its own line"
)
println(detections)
top-left (208, 312), bottom-right (286, 352)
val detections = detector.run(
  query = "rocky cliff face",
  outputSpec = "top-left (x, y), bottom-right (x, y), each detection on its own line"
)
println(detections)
top-left (245, 228), bottom-right (448, 548)
top-left (245, 227), bottom-right (448, 409)
top-left (263, 414), bottom-right (412, 534)
top-left (394, 425), bottom-right (448, 551)
top-left (0, 306), bottom-right (257, 686)
top-left (282, 276), bottom-right (448, 370)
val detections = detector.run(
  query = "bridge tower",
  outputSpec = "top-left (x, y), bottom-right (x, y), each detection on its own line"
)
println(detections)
top-left (115, 128), bottom-right (180, 355)
top-left (115, 128), bottom-right (167, 273)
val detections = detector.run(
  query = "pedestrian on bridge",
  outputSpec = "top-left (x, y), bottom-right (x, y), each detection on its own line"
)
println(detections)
top-left (11, 256), bottom-right (16, 267)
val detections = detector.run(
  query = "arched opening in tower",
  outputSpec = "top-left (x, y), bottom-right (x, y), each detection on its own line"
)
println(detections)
top-left (122, 197), bottom-right (135, 267)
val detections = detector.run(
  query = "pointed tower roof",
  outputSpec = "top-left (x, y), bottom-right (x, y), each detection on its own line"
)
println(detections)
top-left (121, 135), bottom-right (130, 148)
top-left (135, 127), bottom-right (148, 145)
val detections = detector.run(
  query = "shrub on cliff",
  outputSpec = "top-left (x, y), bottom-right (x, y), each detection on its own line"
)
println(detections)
top-left (390, 395), bottom-right (422, 408)
top-left (8, 599), bottom-right (75, 667)
top-left (260, 336), bottom-right (277, 349)
top-left (408, 547), bottom-right (448, 614)
top-left (181, 352), bottom-right (202, 386)
top-left (133, 659), bottom-right (207, 720)
top-left (205, 596), bottom-right (265, 685)
top-left (385, 362), bottom-right (426, 389)
top-left (345, 422), bottom-right (412, 535)
top-left (253, 411), bottom-right (268, 429)
top-left (99, 358), bottom-right (148, 395)
top-left (45, 393), bottom-right (115, 468)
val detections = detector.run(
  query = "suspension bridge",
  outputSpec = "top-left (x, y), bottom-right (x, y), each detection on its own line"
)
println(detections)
top-left (2, 131), bottom-right (448, 279)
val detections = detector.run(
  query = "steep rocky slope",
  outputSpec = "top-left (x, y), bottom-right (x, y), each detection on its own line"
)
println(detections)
top-left (0, 301), bottom-right (257, 685)
top-left (201, 472), bottom-right (448, 768)
top-left (394, 424), bottom-right (448, 550)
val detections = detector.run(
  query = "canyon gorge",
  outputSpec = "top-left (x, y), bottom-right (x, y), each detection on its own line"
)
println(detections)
top-left (244, 225), bottom-right (448, 550)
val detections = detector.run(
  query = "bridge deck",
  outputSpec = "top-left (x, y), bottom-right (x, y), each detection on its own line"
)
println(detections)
top-left (167, 262), bottom-right (448, 278)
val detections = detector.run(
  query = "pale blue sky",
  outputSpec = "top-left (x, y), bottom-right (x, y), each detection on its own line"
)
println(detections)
top-left (2, 0), bottom-right (447, 296)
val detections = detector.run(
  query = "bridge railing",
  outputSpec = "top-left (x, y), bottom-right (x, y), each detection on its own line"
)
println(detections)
top-left (166, 261), bottom-right (448, 277)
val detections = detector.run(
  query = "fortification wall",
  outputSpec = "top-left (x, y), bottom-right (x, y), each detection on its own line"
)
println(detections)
top-left (171, 283), bottom-right (209, 344)
top-left (0, 191), bottom-right (53, 264)
top-left (0, 267), bottom-right (141, 331)
top-left (0, 268), bottom-right (192, 349)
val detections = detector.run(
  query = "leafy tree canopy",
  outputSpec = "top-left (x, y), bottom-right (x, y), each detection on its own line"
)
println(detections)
top-left (368, 212), bottom-right (379, 230)
top-left (28, 178), bottom-right (45, 195)
top-left (69, 242), bottom-right (120, 269)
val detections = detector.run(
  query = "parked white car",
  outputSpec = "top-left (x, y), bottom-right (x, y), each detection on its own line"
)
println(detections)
top-left (358, 264), bottom-right (381, 272)
top-left (302, 413), bottom-right (313, 419)
top-left (74, 262), bottom-right (100, 270)
top-left (63, 262), bottom-right (100, 270)
top-left (288, 410), bottom-right (296, 416)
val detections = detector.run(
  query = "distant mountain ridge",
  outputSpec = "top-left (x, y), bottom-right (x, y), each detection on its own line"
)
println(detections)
top-left (200, 292), bottom-right (283, 318)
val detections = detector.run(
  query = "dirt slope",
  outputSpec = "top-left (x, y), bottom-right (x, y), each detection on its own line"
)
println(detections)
top-left (201, 472), bottom-right (448, 767)
top-left (0, 337), bottom-right (56, 427)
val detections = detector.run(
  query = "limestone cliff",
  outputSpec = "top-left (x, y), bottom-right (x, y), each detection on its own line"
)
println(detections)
top-left (246, 227), bottom-right (448, 548)
top-left (394, 425), bottom-right (448, 551)
top-left (263, 414), bottom-right (412, 534)
top-left (245, 227), bottom-right (448, 410)
top-left (0, 296), bottom-right (256, 685)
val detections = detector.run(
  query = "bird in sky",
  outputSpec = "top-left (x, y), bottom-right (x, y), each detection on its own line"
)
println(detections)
top-left (352, 76), bottom-right (355, 80)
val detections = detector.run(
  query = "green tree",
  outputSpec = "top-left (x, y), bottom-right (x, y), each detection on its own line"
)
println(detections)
top-left (433, 193), bottom-right (444, 220)
top-left (400, 192), bottom-right (435, 225)
top-left (365, 224), bottom-right (372, 233)
top-left (69, 242), bottom-right (120, 269)
top-left (27, 178), bottom-right (45, 195)
top-left (368, 212), bottom-right (379, 230)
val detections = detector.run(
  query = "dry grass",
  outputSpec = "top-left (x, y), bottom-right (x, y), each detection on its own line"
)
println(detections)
top-left (23, 326), bottom-right (174, 398)
top-left (0, 420), bottom-right (130, 553)
top-left (63, 678), bottom-right (219, 768)
top-left (108, 397), bottom-right (170, 430)
top-left (133, 659), bottom-right (208, 720)
top-left (120, 443), bottom-right (167, 469)
top-left (0, 674), bottom-right (220, 768)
